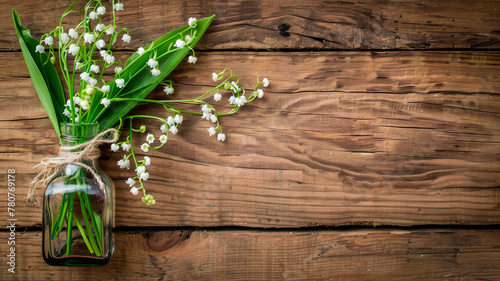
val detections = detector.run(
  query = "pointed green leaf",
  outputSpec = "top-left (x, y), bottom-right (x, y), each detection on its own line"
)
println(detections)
top-left (13, 9), bottom-right (65, 138)
top-left (95, 16), bottom-right (215, 130)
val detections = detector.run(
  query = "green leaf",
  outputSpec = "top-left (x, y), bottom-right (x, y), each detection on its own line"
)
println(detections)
top-left (92, 209), bottom-right (103, 250)
top-left (95, 15), bottom-right (215, 130)
top-left (13, 9), bottom-right (65, 138)
top-left (85, 90), bottom-right (103, 122)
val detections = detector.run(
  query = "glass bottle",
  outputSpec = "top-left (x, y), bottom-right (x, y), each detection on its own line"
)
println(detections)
top-left (42, 122), bottom-right (114, 266)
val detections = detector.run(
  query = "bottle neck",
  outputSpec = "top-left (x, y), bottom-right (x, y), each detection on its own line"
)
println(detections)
top-left (61, 137), bottom-right (95, 148)
top-left (61, 136), bottom-right (101, 168)
top-left (60, 123), bottom-right (101, 170)
top-left (60, 122), bottom-right (100, 149)
top-left (58, 123), bottom-right (108, 182)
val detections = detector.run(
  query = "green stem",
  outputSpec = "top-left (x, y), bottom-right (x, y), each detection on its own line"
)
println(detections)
top-left (112, 0), bottom-right (117, 25)
top-left (111, 97), bottom-right (204, 104)
top-left (72, 211), bottom-right (94, 254)
top-left (77, 189), bottom-right (100, 255)
top-left (123, 114), bottom-right (166, 123)
top-left (51, 171), bottom-right (80, 239)
top-left (58, 0), bottom-right (78, 90)
top-left (51, 193), bottom-right (69, 239)
top-left (78, 177), bottom-right (102, 256)
top-left (128, 118), bottom-right (147, 197)
top-left (216, 108), bottom-right (238, 116)
top-left (129, 118), bottom-right (138, 166)
top-left (65, 192), bottom-right (76, 256)
top-left (84, 191), bottom-right (102, 251)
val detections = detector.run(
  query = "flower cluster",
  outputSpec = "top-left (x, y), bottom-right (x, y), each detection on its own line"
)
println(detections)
top-left (34, 1), bottom-right (200, 127)
top-left (109, 69), bottom-right (269, 204)
top-left (111, 122), bottom-right (161, 205)
top-left (29, 0), bottom-right (268, 206)
top-left (205, 69), bottom-right (269, 140)
top-left (34, 1), bottom-right (131, 124)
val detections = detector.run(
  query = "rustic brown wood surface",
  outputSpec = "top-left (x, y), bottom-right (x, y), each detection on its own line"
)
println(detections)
top-left (1, 0), bottom-right (500, 279)
top-left (4, 0), bottom-right (500, 51)
top-left (2, 229), bottom-right (500, 280)
top-left (1, 51), bottom-right (499, 228)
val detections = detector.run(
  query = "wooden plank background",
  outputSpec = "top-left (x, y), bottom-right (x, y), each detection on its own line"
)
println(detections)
top-left (1, 0), bottom-right (500, 279)
top-left (2, 229), bottom-right (500, 280)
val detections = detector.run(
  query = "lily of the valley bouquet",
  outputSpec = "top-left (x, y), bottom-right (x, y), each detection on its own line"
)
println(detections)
top-left (13, 0), bottom-right (268, 266)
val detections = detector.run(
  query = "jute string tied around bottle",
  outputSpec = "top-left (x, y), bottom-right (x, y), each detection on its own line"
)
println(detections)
top-left (26, 128), bottom-right (119, 207)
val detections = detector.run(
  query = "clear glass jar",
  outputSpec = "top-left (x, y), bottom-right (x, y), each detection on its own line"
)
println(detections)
top-left (42, 123), bottom-right (114, 266)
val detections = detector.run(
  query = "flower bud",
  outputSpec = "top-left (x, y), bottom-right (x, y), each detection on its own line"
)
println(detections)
top-left (139, 125), bottom-right (146, 133)
top-left (130, 187), bottom-right (139, 196)
top-left (50, 56), bottom-right (55, 64)
top-left (85, 86), bottom-right (95, 95)
top-left (80, 100), bottom-right (90, 111)
top-left (142, 194), bottom-right (155, 205)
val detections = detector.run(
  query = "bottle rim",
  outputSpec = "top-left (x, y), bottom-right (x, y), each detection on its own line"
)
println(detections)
top-left (60, 122), bottom-right (100, 142)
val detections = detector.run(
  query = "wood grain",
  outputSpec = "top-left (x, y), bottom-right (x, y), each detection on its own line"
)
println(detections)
top-left (4, 0), bottom-right (500, 51)
top-left (1, 229), bottom-right (499, 280)
top-left (1, 51), bottom-right (499, 228)
top-left (3, 0), bottom-right (500, 278)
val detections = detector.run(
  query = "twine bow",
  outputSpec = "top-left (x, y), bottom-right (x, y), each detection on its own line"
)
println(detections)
top-left (26, 128), bottom-right (119, 207)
